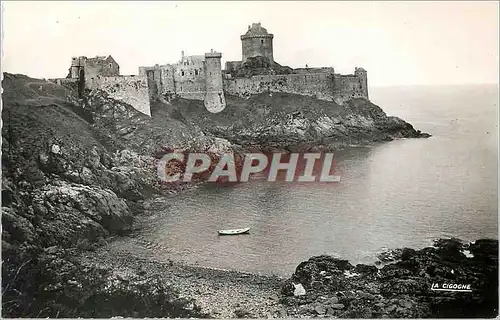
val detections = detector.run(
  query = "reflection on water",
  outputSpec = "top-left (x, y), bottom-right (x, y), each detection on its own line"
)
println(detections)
top-left (147, 85), bottom-right (498, 276)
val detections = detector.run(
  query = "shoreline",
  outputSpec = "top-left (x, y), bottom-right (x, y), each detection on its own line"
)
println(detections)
top-left (79, 194), bottom-right (499, 318)
top-left (77, 240), bottom-right (286, 318)
top-left (77, 228), bottom-right (498, 318)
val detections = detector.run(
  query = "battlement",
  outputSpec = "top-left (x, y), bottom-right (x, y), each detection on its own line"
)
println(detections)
top-left (241, 22), bottom-right (274, 40)
top-left (205, 50), bottom-right (222, 59)
top-left (240, 34), bottom-right (274, 40)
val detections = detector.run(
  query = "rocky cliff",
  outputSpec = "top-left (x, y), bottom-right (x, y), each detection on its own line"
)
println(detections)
top-left (280, 238), bottom-right (498, 318)
top-left (1, 72), bottom-right (434, 317)
top-left (154, 92), bottom-right (429, 152)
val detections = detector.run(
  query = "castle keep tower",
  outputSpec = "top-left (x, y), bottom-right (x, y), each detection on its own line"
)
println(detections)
top-left (204, 50), bottom-right (226, 113)
top-left (240, 23), bottom-right (274, 62)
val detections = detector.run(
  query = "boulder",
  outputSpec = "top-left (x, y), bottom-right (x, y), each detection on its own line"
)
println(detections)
top-left (293, 283), bottom-right (306, 296)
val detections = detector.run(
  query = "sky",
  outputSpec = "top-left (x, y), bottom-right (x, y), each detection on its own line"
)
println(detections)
top-left (2, 1), bottom-right (499, 86)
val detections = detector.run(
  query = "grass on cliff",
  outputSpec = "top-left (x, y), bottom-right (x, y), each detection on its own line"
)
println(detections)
top-left (2, 73), bottom-right (77, 106)
top-left (1, 73), bottom-right (130, 171)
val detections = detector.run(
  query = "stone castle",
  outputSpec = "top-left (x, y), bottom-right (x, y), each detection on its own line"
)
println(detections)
top-left (52, 23), bottom-right (368, 116)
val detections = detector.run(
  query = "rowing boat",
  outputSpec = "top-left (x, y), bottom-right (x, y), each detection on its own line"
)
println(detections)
top-left (218, 227), bottom-right (250, 235)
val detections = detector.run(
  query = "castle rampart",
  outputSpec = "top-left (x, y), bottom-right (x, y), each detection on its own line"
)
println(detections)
top-left (56, 22), bottom-right (369, 116)
top-left (223, 72), bottom-right (336, 101)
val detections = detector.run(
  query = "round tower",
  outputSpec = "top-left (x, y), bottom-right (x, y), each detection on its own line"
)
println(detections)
top-left (204, 50), bottom-right (226, 113)
top-left (354, 67), bottom-right (368, 99)
top-left (240, 23), bottom-right (274, 62)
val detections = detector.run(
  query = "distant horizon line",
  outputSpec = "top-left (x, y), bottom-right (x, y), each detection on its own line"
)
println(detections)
top-left (370, 82), bottom-right (499, 88)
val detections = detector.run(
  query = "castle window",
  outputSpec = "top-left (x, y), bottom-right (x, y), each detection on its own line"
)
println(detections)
top-left (109, 63), bottom-right (112, 68)
top-left (261, 39), bottom-right (264, 44)
top-left (195, 69), bottom-right (199, 76)
top-left (181, 70), bottom-right (185, 76)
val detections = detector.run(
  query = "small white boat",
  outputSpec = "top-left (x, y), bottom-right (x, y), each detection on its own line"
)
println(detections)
top-left (218, 227), bottom-right (250, 235)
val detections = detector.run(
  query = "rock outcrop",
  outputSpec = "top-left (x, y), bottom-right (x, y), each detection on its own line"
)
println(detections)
top-left (279, 238), bottom-right (498, 318)
top-left (160, 92), bottom-right (430, 152)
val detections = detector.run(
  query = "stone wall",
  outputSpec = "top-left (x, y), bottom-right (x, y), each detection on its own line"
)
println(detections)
top-left (225, 61), bottom-right (243, 75)
top-left (135, 56), bottom-right (368, 108)
top-left (223, 71), bottom-right (368, 105)
top-left (139, 66), bottom-right (162, 99)
top-left (50, 78), bottom-right (79, 87)
top-left (223, 72), bottom-right (336, 101)
top-left (332, 74), bottom-right (366, 105)
top-left (293, 67), bottom-right (335, 74)
top-left (140, 57), bottom-right (208, 101)
top-left (88, 76), bottom-right (150, 116)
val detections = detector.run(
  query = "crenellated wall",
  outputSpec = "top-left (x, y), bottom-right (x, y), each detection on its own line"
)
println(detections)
top-left (139, 63), bottom-right (368, 106)
top-left (222, 70), bottom-right (368, 105)
top-left (88, 75), bottom-right (150, 116)
top-left (223, 72), bottom-right (336, 101)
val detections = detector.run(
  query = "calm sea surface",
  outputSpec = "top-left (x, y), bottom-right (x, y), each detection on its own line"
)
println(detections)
top-left (146, 85), bottom-right (498, 276)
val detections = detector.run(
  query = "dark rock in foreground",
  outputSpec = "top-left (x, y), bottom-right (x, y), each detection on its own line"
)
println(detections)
top-left (280, 238), bottom-right (498, 318)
